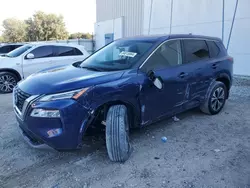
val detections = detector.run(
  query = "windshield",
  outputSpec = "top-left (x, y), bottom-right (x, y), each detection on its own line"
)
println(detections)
top-left (6, 45), bottom-right (33, 57)
top-left (80, 40), bottom-right (155, 71)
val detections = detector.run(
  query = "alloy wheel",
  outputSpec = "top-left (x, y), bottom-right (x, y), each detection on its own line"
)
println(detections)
top-left (211, 87), bottom-right (225, 111)
top-left (0, 75), bottom-right (17, 93)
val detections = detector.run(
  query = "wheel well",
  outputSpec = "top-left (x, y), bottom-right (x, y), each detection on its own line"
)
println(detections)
top-left (216, 77), bottom-right (230, 91)
top-left (216, 77), bottom-right (230, 98)
top-left (0, 69), bottom-right (22, 81)
top-left (90, 101), bottom-right (139, 129)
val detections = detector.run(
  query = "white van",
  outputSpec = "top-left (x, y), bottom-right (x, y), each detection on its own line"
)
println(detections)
top-left (0, 43), bottom-right (89, 93)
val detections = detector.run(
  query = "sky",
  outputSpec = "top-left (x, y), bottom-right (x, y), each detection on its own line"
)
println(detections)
top-left (0, 0), bottom-right (96, 34)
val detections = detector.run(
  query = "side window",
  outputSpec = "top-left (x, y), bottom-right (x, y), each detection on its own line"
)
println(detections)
top-left (29, 46), bottom-right (53, 59)
top-left (183, 40), bottom-right (209, 63)
top-left (74, 48), bottom-right (83, 55)
top-left (207, 41), bottom-right (220, 58)
top-left (142, 40), bottom-right (182, 72)
top-left (55, 46), bottom-right (81, 56)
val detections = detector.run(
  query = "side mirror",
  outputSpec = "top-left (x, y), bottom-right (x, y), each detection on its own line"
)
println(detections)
top-left (147, 70), bottom-right (163, 90)
top-left (26, 53), bottom-right (34, 59)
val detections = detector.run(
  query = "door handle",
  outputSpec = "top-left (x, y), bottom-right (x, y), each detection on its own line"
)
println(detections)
top-left (179, 72), bottom-right (188, 78)
top-left (212, 63), bottom-right (217, 69)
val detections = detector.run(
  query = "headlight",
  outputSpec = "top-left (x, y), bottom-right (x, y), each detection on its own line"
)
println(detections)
top-left (30, 109), bottom-right (60, 118)
top-left (39, 88), bottom-right (89, 102)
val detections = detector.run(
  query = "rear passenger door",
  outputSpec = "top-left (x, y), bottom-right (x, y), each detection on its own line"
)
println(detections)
top-left (52, 46), bottom-right (84, 66)
top-left (182, 39), bottom-right (212, 109)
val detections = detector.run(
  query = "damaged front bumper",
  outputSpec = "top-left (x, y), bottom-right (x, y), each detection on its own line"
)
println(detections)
top-left (15, 99), bottom-right (92, 150)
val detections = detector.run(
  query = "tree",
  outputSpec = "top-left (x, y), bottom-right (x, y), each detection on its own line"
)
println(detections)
top-left (0, 35), bottom-right (3, 42)
top-left (2, 18), bottom-right (27, 42)
top-left (26, 11), bottom-right (68, 41)
top-left (69, 32), bottom-right (92, 39)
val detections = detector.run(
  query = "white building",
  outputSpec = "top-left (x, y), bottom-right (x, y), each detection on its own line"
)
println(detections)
top-left (95, 0), bottom-right (250, 76)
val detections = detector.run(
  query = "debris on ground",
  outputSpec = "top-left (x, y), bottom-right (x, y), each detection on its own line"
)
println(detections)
top-left (214, 149), bottom-right (221, 153)
top-left (172, 116), bottom-right (180, 122)
top-left (161, 136), bottom-right (167, 143)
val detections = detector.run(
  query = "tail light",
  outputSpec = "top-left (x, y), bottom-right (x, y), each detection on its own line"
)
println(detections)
top-left (228, 56), bottom-right (234, 63)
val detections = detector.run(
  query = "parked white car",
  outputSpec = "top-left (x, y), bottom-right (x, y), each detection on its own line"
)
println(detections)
top-left (0, 43), bottom-right (89, 93)
top-left (0, 44), bottom-right (24, 56)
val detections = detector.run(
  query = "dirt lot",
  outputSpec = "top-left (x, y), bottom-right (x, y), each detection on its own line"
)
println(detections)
top-left (0, 77), bottom-right (250, 188)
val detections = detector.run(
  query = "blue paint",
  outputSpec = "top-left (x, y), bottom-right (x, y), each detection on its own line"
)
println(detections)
top-left (16, 34), bottom-right (233, 150)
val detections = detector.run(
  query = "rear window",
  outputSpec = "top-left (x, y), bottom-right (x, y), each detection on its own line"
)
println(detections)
top-left (207, 41), bottom-right (220, 58)
top-left (183, 40), bottom-right (209, 63)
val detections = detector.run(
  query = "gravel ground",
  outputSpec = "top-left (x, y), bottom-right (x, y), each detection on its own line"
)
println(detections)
top-left (0, 77), bottom-right (250, 188)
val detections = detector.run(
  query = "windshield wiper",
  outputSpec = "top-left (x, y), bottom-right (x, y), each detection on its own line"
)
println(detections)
top-left (81, 66), bottom-right (103, 72)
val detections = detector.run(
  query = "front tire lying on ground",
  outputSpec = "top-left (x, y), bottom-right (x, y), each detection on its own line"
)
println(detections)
top-left (0, 72), bottom-right (18, 93)
top-left (200, 81), bottom-right (227, 115)
top-left (106, 105), bottom-right (131, 162)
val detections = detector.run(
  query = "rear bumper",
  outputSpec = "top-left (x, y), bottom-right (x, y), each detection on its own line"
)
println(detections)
top-left (15, 99), bottom-right (91, 150)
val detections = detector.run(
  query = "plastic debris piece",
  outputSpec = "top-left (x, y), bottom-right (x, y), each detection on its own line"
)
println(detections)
top-left (161, 136), bottom-right (167, 143)
top-left (172, 116), bottom-right (180, 122)
top-left (154, 157), bottom-right (160, 160)
top-left (214, 149), bottom-right (221, 152)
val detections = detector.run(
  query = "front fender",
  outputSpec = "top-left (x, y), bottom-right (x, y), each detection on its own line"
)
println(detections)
top-left (77, 75), bottom-right (142, 127)
top-left (92, 77), bottom-right (141, 115)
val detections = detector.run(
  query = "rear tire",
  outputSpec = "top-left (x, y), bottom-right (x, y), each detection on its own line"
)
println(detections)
top-left (200, 81), bottom-right (227, 115)
top-left (106, 105), bottom-right (131, 162)
top-left (0, 72), bottom-right (18, 93)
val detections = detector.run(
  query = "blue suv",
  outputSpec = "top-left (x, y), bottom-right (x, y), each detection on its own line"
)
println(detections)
top-left (13, 34), bottom-right (233, 162)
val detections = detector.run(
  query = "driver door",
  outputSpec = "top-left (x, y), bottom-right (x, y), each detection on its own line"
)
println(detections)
top-left (139, 40), bottom-right (191, 125)
top-left (22, 45), bottom-right (54, 78)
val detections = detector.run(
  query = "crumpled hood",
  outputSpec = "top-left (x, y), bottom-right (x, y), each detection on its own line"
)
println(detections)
top-left (18, 65), bottom-right (125, 95)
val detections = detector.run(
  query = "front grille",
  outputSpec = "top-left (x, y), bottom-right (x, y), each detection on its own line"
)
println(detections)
top-left (15, 87), bottom-right (31, 112)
